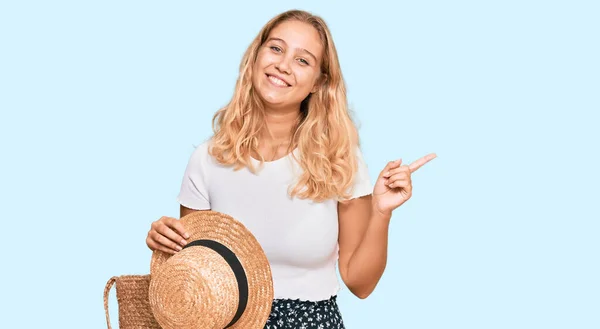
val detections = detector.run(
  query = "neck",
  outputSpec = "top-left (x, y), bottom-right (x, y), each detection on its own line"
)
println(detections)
top-left (261, 104), bottom-right (300, 143)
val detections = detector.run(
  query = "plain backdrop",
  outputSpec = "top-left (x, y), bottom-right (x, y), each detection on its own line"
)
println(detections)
top-left (1, 1), bottom-right (598, 328)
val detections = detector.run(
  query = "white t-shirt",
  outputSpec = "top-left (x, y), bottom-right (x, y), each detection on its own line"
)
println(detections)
top-left (177, 140), bottom-right (373, 301)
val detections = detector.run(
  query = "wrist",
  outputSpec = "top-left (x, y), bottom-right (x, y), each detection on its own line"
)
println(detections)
top-left (371, 206), bottom-right (392, 223)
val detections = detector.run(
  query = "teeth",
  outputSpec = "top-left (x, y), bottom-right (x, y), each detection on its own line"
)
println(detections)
top-left (268, 75), bottom-right (288, 86)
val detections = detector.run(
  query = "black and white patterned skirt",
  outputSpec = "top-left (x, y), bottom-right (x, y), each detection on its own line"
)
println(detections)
top-left (264, 295), bottom-right (345, 329)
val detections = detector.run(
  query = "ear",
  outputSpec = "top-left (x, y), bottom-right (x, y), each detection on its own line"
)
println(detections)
top-left (311, 73), bottom-right (328, 94)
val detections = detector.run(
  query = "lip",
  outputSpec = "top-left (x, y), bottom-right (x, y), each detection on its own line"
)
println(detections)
top-left (265, 73), bottom-right (291, 87)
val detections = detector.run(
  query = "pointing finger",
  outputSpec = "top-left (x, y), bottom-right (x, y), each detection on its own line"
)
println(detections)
top-left (408, 153), bottom-right (437, 173)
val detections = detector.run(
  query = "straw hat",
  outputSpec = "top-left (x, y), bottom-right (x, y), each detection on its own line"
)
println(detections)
top-left (148, 210), bottom-right (273, 329)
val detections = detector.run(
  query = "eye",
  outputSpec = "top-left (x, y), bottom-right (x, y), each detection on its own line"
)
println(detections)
top-left (297, 58), bottom-right (309, 65)
top-left (270, 46), bottom-right (282, 53)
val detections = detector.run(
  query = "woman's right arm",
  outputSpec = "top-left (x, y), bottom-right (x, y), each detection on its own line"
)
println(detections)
top-left (180, 204), bottom-right (201, 218)
top-left (148, 142), bottom-right (211, 253)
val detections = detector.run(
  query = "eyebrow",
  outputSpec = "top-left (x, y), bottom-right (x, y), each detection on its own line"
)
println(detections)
top-left (266, 37), bottom-right (318, 63)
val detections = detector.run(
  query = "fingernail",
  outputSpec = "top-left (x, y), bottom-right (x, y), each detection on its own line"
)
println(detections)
top-left (181, 239), bottom-right (187, 246)
top-left (176, 245), bottom-right (182, 251)
top-left (384, 171), bottom-right (390, 177)
top-left (184, 233), bottom-right (190, 239)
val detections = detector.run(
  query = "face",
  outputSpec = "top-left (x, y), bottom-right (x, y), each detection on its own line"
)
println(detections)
top-left (252, 20), bottom-right (324, 110)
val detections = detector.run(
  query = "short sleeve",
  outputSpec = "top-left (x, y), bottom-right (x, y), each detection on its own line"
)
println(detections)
top-left (176, 142), bottom-right (211, 210)
top-left (349, 146), bottom-right (373, 199)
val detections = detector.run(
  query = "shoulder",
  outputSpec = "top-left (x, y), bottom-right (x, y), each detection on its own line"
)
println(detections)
top-left (354, 145), bottom-right (369, 174)
top-left (181, 138), bottom-right (218, 178)
top-left (187, 138), bottom-right (213, 163)
top-left (346, 144), bottom-right (373, 200)
top-left (354, 145), bottom-right (366, 160)
top-left (193, 139), bottom-right (212, 155)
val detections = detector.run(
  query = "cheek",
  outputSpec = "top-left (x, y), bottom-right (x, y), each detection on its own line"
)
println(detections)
top-left (256, 51), bottom-right (277, 68)
top-left (252, 54), bottom-right (270, 85)
top-left (253, 55), bottom-right (265, 73)
top-left (295, 70), bottom-right (318, 91)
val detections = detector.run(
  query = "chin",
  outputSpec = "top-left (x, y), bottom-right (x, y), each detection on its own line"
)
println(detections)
top-left (255, 87), bottom-right (287, 107)
top-left (261, 95), bottom-right (288, 108)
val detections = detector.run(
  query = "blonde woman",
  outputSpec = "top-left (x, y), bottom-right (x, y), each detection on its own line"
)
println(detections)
top-left (146, 9), bottom-right (436, 328)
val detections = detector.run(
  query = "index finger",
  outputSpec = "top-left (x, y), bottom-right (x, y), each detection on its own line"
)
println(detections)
top-left (408, 153), bottom-right (437, 173)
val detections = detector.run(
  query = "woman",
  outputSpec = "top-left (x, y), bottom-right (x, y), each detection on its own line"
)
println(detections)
top-left (146, 9), bottom-right (435, 328)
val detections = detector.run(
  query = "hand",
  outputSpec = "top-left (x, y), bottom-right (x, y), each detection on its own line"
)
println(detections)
top-left (372, 153), bottom-right (437, 217)
top-left (146, 216), bottom-right (191, 254)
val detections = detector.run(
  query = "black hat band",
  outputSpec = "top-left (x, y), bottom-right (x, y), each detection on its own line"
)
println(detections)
top-left (183, 239), bottom-right (249, 328)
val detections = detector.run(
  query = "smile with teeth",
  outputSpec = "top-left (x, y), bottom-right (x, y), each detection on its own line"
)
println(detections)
top-left (267, 74), bottom-right (290, 87)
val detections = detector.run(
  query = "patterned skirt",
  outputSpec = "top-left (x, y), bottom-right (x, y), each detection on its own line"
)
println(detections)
top-left (264, 295), bottom-right (345, 329)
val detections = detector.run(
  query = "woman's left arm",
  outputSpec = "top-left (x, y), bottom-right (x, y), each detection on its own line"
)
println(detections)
top-left (338, 194), bottom-right (391, 299)
top-left (338, 154), bottom-right (437, 299)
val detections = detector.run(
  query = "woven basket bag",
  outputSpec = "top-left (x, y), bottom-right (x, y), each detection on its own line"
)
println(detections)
top-left (103, 274), bottom-right (161, 329)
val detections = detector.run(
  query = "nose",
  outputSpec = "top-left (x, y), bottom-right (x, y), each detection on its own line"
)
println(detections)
top-left (275, 55), bottom-right (292, 75)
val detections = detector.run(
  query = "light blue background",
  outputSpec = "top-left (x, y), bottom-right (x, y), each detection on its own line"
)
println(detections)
top-left (1, 0), bottom-right (598, 328)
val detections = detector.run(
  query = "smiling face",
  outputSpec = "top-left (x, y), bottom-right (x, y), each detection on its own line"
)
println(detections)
top-left (252, 20), bottom-right (324, 110)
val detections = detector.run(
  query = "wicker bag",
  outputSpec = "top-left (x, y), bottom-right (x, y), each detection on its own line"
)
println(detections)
top-left (103, 274), bottom-right (162, 329)
top-left (103, 211), bottom-right (274, 329)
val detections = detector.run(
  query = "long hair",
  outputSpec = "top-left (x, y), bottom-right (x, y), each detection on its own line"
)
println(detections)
top-left (209, 9), bottom-right (360, 202)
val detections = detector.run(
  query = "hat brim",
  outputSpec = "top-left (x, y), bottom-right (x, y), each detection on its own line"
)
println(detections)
top-left (150, 210), bottom-right (273, 329)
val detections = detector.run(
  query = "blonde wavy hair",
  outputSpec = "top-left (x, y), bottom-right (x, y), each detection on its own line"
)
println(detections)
top-left (209, 9), bottom-right (360, 202)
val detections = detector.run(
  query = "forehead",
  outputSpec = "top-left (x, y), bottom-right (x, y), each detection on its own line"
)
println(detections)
top-left (267, 20), bottom-right (324, 59)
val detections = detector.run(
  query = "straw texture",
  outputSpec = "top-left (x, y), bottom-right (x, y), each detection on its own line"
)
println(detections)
top-left (149, 248), bottom-right (239, 328)
top-left (150, 210), bottom-right (273, 329)
top-left (104, 275), bottom-right (161, 329)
